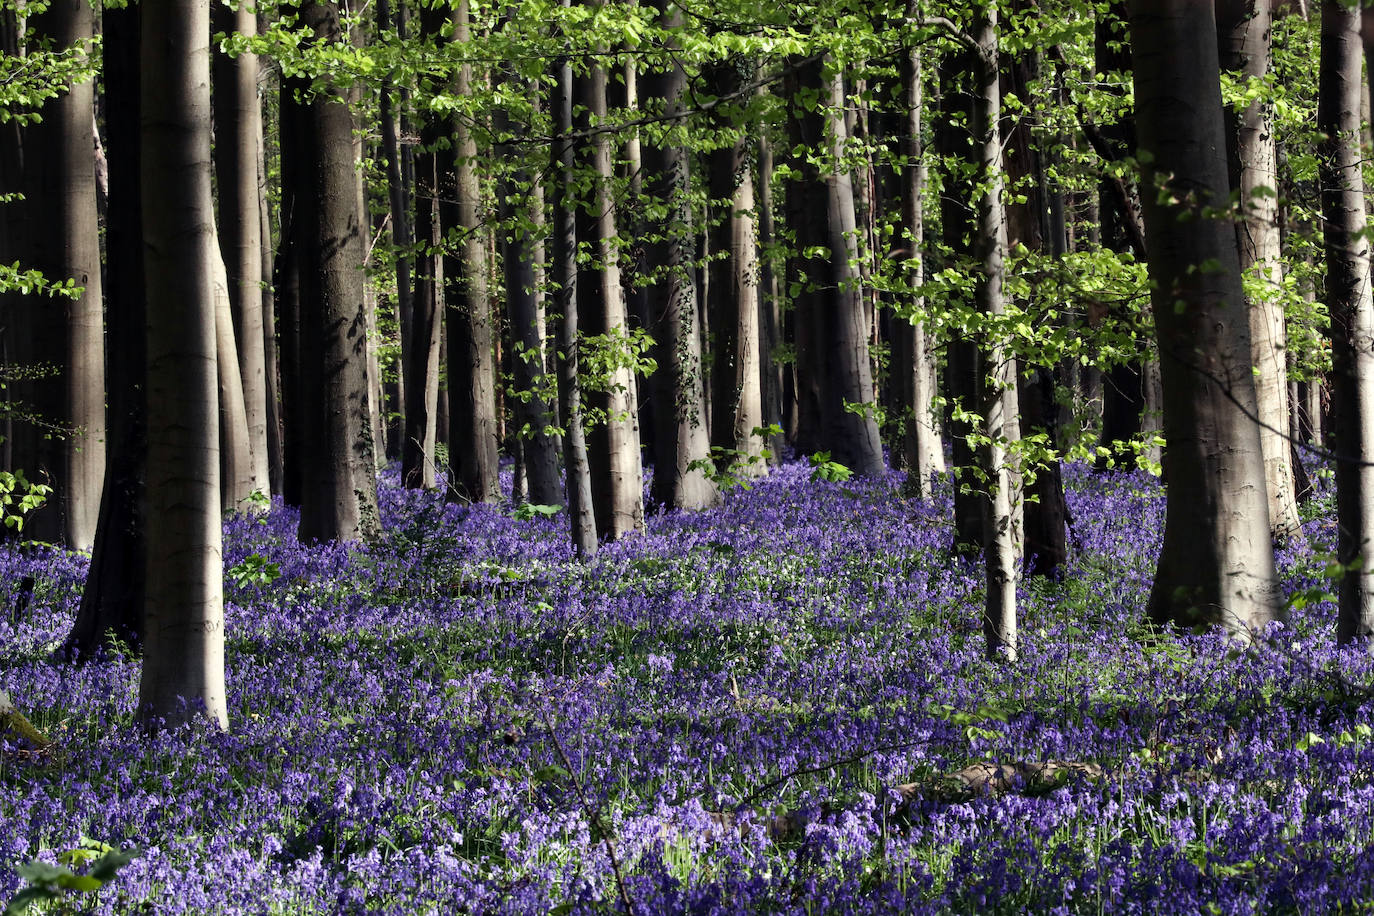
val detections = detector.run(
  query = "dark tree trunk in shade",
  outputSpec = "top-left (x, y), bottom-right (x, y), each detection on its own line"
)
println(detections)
top-left (643, 0), bottom-right (719, 510)
top-left (257, 92), bottom-right (285, 495)
top-left (1218, 0), bottom-right (1302, 540)
top-left (574, 39), bottom-right (645, 540)
top-left (756, 135), bottom-right (787, 464)
top-left (1129, 0), bottom-right (1279, 635)
top-left (937, 54), bottom-right (985, 560)
top-left (4, 0), bottom-right (105, 550)
top-left (551, 9), bottom-right (598, 556)
top-left (1323, 5), bottom-right (1374, 645)
top-left (401, 6), bottom-right (445, 490)
top-left (444, 0), bottom-right (501, 505)
top-left (1003, 43), bottom-right (1067, 577)
top-left (293, 0), bottom-right (379, 543)
top-left (497, 84), bottom-right (563, 508)
top-left (276, 81), bottom-right (306, 508)
top-left (212, 0), bottom-right (270, 495)
top-left (63, 3), bottom-right (145, 659)
top-left (138, 0), bottom-right (227, 729)
top-left (378, 0), bottom-right (410, 463)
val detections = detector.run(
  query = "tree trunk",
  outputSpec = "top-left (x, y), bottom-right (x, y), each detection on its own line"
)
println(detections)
top-left (551, 8), bottom-right (598, 555)
top-left (1130, 0), bottom-right (1280, 635)
top-left (644, 0), bottom-right (719, 510)
top-left (5, 0), bottom-right (105, 550)
top-left (706, 63), bottom-right (766, 479)
top-left (498, 82), bottom-right (564, 508)
top-left (575, 39), bottom-right (645, 540)
top-left (64, 1), bottom-right (145, 659)
top-left (138, 0), bottom-right (227, 729)
top-left (294, 0), bottom-right (379, 543)
top-left (1218, 0), bottom-right (1302, 540)
top-left (896, 43), bottom-right (945, 499)
top-left (444, 0), bottom-right (501, 505)
top-left (1323, 4), bottom-right (1374, 644)
top-left (212, 0), bottom-right (270, 496)
top-left (214, 242), bottom-right (258, 508)
top-left (258, 84), bottom-right (285, 495)
top-left (756, 134), bottom-right (788, 464)
top-left (276, 81), bottom-right (306, 507)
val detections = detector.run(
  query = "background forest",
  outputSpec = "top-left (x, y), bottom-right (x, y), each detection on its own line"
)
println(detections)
top-left (3, 0), bottom-right (1374, 912)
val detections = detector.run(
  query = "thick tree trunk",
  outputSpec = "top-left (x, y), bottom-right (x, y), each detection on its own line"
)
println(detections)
top-left (1324, 4), bottom-right (1374, 644)
top-left (706, 64), bottom-right (766, 479)
top-left (575, 47), bottom-right (645, 540)
top-left (294, 0), bottom-right (379, 543)
top-left (1219, 0), bottom-right (1302, 540)
top-left (6, 0), bottom-right (105, 550)
top-left (444, 0), bottom-right (501, 505)
top-left (212, 0), bottom-right (270, 496)
top-left (64, 2), bottom-right (145, 659)
top-left (551, 15), bottom-right (598, 555)
top-left (138, 0), bottom-right (227, 729)
top-left (1130, 0), bottom-right (1280, 635)
top-left (644, 0), bottom-right (719, 510)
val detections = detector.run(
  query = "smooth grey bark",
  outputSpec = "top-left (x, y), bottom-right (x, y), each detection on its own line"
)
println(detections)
top-left (138, 0), bottom-right (227, 729)
top-left (575, 45), bottom-right (645, 540)
top-left (276, 80), bottom-right (305, 507)
top-left (551, 15), bottom-right (598, 556)
top-left (444, 0), bottom-right (501, 505)
top-left (643, 0), bottom-right (719, 510)
top-left (1218, 0), bottom-right (1302, 540)
top-left (1130, 0), bottom-right (1280, 635)
top-left (895, 43), bottom-right (945, 498)
top-left (213, 243), bottom-right (258, 509)
top-left (756, 134), bottom-right (788, 464)
top-left (706, 63), bottom-right (766, 479)
top-left (64, 2), bottom-right (145, 659)
top-left (294, 0), bottom-right (379, 543)
top-left (968, 7), bottom-right (1019, 661)
top-left (257, 80), bottom-right (284, 496)
top-left (5, 0), bottom-right (105, 550)
top-left (1324, 3), bottom-right (1374, 645)
top-left (212, 0), bottom-right (270, 496)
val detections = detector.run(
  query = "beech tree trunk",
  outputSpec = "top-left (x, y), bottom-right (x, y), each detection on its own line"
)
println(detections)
top-left (896, 43), bottom-right (945, 499)
top-left (214, 244), bottom-right (257, 508)
top-left (644, 0), bottom-right (719, 510)
top-left (575, 42), bottom-right (645, 540)
top-left (276, 81), bottom-right (306, 507)
top-left (1130, 0), bottom-right (1280, 635)
top-left (706, 63), bottom-right (766, 479)
top-left (294, 0), bottom-right (379, 543)
top-left (64, 2), bottom-right (145, 658)
top-left (1219, 0), bottom-right (1302, 540)
top-left (4, 0), bottom-right (105, 550)
top-left (138, 0), bottom-right (227, 729)
top-left (445, 0), bottom-right (501, 505)
top-left (212, 0), bottom-right (270, 497)
top-left (551, 10), bottom-right (598, 555)
top-left (1324, 4), bottom-right (1374, 645)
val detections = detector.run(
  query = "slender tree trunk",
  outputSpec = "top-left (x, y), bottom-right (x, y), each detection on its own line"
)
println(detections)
top-left (575, 40), bottom-right (645, 540)
top-left (1324, 4), bottom-right (1374, 644)
top-left (551, 10), bottom-right (598, 555)
top-left (1219, 0), bottom-right (1302, 540)
top-left (445, 0), bottom-right (501, 504)
top-left (294, 0), bottom-right (379, 543)
top-left (139, 0), bottom-right (227, 729)
top-left (6, 0), bottom-right (105, 550)
top-left (276, 81), bottom-right (306, 507)
top-left (64, 2), bottom-right (145, 658)
top-left (644, 0), bottom-right (718, 510)
top-left (756, 134), bottom-right (787, 464)
top-left (498, 83), bottom-right (564, 507)
top-left (258, 86), bottom-right (284, 496)
top-left (214, 243), bottom-right (257, 508)
top-left (379, 0), bottom-right (413, 470)
top-left (896, 43), bottom-right (945, 498)
top-left (212, 0), bottom-right (270, 496)
top-left (1130, 0), bottom-right (1280, 635)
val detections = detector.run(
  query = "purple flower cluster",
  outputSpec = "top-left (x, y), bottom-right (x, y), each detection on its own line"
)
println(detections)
top-left (1, 461), bottom-right (1371, 913)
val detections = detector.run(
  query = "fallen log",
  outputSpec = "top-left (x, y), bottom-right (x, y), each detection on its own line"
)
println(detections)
top-left (0, 689), bottom-right (52, 749)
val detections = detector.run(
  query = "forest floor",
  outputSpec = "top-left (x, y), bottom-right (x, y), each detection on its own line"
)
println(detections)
top-left (1, 461), bottom-right (1373, 914)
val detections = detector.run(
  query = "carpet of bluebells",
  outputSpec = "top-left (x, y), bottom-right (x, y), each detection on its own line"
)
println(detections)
top-left (2, 461), bottom-right (1374, 914)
